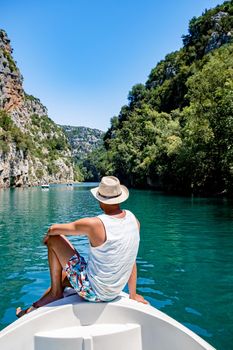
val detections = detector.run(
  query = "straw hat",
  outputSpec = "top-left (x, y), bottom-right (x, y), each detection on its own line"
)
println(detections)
top-left (90, 176), bottom-right (129, 204)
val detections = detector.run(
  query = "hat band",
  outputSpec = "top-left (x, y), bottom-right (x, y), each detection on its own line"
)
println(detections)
top-left (98, 191), bottom-right (122, 199)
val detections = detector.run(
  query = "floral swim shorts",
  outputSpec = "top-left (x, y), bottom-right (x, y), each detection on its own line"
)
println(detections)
top-left (64, 251), bottom-right (101, 302)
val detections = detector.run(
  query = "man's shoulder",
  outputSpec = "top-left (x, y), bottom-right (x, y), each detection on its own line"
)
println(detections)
top-left (74, 216), bottom-right (101, 231)
top-left (87, 217), bottom-right (105, 233)
top-left (126, 210), bottom-right (140, 229)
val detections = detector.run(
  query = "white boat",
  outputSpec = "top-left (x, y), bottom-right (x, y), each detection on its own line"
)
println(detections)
top-left (41, 184), bottom-right (50, 189)
top-left (0, 289), bottom-right (215, 350)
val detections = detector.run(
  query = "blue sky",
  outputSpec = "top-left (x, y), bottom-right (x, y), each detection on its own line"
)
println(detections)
top-left (1, 0), bottom-right (222, 130)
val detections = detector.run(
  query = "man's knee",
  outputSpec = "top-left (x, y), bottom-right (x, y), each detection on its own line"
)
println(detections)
top-left (47, 235), bottom-right (60, 246)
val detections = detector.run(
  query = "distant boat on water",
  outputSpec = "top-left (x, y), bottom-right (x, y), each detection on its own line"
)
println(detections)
top-left (41, 184), bottom-right (50, 189)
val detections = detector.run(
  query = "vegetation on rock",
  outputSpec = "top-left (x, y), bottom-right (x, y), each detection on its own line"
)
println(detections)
top-left (85, 1), bottom-right (233, 195)
top-left (0, 110), bottom-right (33, 154)
top-left (61, 125), bottom-right (104, 182)
top-left (61, 125), bottom-right (104, 160)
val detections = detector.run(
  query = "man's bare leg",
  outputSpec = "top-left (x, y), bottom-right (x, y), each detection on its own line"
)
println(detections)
top-left (16, 235), bottom-right (76, 316)
top-left (40, 271), bottom-right (71, 299)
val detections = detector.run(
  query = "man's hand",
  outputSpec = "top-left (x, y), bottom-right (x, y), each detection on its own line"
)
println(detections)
top-left (43, 233), bottom-right (50, 245)
top-left (43, 225), bottom-right (55, 244)
top-left (130, 293), bottom-right (149, 304)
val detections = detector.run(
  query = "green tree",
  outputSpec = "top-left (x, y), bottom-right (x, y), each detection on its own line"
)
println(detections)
top-left (172, 44), bottom-right (233, 194)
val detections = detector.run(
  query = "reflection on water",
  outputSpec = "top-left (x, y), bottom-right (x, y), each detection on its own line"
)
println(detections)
top-left (0, 185), bottom-right (233, 349)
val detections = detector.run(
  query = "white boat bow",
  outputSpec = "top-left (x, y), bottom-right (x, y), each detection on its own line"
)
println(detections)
top-left (0, 290), bottom-right (216, 350)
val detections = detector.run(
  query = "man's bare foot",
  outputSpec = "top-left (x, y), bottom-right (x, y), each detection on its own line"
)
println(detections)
top-left (32, 290), bottom-right (64, 308)
top-left (16, 291), bottom-right (64, 318)
top-left (16, 305), bottom-right (37, 318)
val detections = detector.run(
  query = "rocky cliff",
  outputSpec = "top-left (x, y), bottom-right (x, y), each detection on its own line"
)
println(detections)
top-left (61, 125), bottom-right (104, 161)
top-left (0, 30), bottom-right (74, 187)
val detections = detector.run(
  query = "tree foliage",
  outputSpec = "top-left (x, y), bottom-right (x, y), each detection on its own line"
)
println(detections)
top-left (84, 2), bottom-right (233, 196)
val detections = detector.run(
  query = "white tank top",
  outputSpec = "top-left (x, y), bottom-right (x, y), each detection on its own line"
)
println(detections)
top-left (86, 210), bottom-right (140, 301)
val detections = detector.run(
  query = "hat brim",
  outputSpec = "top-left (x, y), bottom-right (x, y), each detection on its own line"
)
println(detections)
top-left (90, 185), bottom-right (129, 204)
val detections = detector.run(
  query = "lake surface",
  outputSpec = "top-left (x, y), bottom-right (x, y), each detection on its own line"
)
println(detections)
top-left (0, 184), bottom-right (233, 349)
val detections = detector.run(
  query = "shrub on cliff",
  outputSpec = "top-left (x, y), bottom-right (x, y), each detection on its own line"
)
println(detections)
top-left (0, 109), bottom-right (33, 154)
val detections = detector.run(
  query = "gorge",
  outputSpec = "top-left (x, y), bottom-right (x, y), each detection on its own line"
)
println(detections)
top-left (0, 30), bottom-right (103, 188)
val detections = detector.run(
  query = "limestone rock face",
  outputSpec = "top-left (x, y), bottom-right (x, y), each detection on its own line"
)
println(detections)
top-left (0, 30), bottom-right (24, 111)
top-left (205, 11), bottom-right (233, 53)
top-left (61, 125), bottom-right (104, 160)
top-left (0, 144), bottom-right (29, 187)
top-left (0, 29), bottom-right (74, 188)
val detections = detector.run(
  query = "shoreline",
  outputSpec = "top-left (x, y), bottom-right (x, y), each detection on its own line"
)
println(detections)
top-left (0, 182), bottom-right (232, 199)
top-left (0, 181), bottom-right (82, 189)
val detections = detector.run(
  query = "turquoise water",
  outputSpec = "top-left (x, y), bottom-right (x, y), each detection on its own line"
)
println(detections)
top-left (0, 184), bottom-right (233, 349)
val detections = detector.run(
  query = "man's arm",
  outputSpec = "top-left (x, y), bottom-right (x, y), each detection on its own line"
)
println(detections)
top-left (47, 218), bottom-right (93, 236)
top-left (127, 218), bottom-right (148, 304)
top-left (43, 218), bottom-right (96, 245)
top-left (128, 262), bottom-right (137, 299)
top-left (128, 262), bottom-right (148, 304)
top-left (44, 217), bottom-right (105, 247)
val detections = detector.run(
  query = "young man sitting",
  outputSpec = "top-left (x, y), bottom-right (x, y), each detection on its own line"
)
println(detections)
top-left (16, 176), bottom-right (147, 317)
